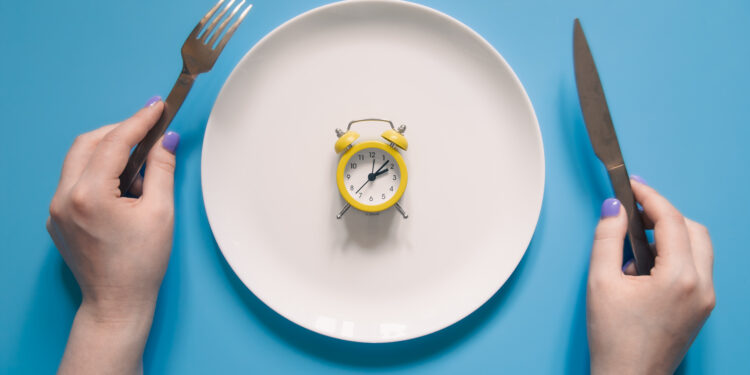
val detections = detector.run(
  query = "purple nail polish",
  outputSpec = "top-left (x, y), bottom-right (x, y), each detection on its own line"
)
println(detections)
top-left (601, 198), bottom-right (621, 218)
top-left (162, 131), bottom-right (180, 154)
top-left (630, 174), bottom-right (647, 185)
top-left (144, 95), bottom-right (162, 108)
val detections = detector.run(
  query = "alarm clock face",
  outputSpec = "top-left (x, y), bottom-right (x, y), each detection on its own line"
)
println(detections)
top-left (343, 147), bottom-right (402, 206)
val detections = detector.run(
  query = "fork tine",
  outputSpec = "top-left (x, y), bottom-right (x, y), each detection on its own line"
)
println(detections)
top-left (189, 0), bottom-right (225, 38)
top-left (208, 0), bottom-right (245, 48)
top-left (201, 0), bottom-right (236, 42)
top-left (215, 4), bottom-right (252, 52)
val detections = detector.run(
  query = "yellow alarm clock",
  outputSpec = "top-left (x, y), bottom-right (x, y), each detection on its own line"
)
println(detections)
top-left (334, 119), bottom-right (409, 219)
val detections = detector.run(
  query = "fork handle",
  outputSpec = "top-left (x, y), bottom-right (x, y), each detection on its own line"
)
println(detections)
top-left (119, 69), bottom-right (196, 195)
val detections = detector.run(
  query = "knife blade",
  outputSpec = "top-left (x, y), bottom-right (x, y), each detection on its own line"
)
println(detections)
top-left (573, 18), bottom-right (655, 275)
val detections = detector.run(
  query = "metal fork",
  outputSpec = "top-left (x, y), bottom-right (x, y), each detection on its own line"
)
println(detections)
top-left (119, 0), bottom-right (252, 195)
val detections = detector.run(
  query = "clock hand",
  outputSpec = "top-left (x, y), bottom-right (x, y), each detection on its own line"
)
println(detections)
top-left (375, 159), bottom-right (390, 174)
top-left (355, 159), bottom-right (390, 195)
top-left (354, 178), bottom-right (370, 194)
top-left (371, 158), bottom-right (375, 174)
top-left (373, 168), bottom-right (389, 178)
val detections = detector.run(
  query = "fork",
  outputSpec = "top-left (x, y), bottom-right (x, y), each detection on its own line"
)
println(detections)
top-left (119, 0), bottom-right (252, 195)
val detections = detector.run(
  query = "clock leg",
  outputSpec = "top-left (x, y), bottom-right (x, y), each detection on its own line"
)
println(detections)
top-left (336, 203), bottom-right (351, 219)
top-left (394, 202), bottom-right (408, 219)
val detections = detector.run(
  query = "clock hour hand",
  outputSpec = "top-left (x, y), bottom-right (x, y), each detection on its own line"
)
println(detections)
top-left (373, 168), bottom-right (389, 178)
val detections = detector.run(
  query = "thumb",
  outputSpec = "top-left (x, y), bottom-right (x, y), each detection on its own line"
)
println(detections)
top-left (142, 131), bottom-right (179, 204)
top-left (589, 198), bottom-right (627, 281)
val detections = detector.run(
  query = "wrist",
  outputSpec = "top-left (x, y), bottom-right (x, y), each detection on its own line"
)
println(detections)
top-left (79, 298), bottom-right (155, 328)
top-left (80, 292), bottom-right (157, 324)
top-left (73, 297), bottom-right (156, 352)
top-left (590, 353), bottom-right (673, 375)
top-left (59, 301), bottom-right (155, 374)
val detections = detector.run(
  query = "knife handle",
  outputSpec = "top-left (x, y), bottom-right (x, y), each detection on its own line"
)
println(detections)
top-left (608, 164), bottom-right (655, 275)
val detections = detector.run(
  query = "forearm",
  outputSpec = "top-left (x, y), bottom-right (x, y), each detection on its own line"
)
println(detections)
top-left (58, 301), bottom-right (155, 375)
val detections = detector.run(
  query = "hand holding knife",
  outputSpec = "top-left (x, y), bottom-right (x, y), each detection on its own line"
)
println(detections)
top-left (573, 19), bottom-right (655, 275)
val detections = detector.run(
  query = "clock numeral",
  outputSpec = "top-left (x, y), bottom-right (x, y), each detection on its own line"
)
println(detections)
top-left (369, 151), bottom-right (375, 158)
top-left (351, 163), bottom-right (357, 169)
top-left (350, 185), bottom-right (354, 191)
top-left (358, 193), bottom-right (362, 198)
top-left (357, 154), bottom-right (364, 161)
top-left (392, 175), bottom-right (397, 180)
top-left (381, 194), bottom-right (386, 200)
top-left (346, 174), bottom-right (350, 179)
top-left (382, 154), bottom-right (386, 160)
top-left (390, 163), bottom-right (394, 169)
top-left (369, 196), bottom-right (373, 202)
top-left (390, 186), bottom-right (394, 191)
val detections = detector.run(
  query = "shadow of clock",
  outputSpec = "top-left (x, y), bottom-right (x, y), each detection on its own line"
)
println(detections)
top-left (340, 206), bottom-right (398, 250)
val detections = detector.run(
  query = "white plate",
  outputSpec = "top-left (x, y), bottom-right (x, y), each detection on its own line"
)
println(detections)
top-left (202, 0), bottom-right (544, 343)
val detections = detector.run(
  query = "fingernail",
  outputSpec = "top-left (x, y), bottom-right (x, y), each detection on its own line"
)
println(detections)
top-left (630, 174), bottom-right (647, 185)
top-left (144, 95), bottom-right (162, 108)
top-left (622, 259), bottom-right (634, 273)
top-left (162, 131), bottom-right (180, 154)
top-left (601, 198), bottom-right (621, 218)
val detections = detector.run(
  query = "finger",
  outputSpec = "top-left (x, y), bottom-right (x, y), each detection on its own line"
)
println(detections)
top-left (630, 179), bottom-right (692, 268)
top-left (57, 124), bottom-right (118, 193)
top-left (640, 208), bottom-right (655, 229)
top-left (46, 217), bottom-right (65, 253)
top-left (142, 131), bottom-right (179, 205)
top-left (84, 100), bottom-right (164, 180)
top-left (590, 198), bottom-right (627, 281)
top-left (128, 174), bottom-right (145, 197)
top-left (630, 176), bottom-right (655, 229)
top-left (684, 218), bottom-right (714, 283)
top-left (622, 259), bottom-right (637, 276)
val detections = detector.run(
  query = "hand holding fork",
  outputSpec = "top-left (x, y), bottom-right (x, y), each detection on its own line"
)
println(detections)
top-left (50, 2), bottom-right (252, 373)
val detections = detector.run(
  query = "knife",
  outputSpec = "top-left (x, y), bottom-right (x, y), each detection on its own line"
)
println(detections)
top-left (573, 19), bottom-right (655, 275)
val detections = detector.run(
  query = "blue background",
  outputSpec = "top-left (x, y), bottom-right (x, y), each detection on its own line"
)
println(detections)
top-left (2, 0), bottom-right (748, 373)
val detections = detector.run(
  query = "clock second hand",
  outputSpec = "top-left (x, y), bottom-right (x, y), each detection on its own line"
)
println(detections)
top-left (354, 179), bottom-right (369, 194)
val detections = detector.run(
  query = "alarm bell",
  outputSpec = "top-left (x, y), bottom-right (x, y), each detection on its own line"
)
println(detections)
top-left (381, 129), bottom-right (408, 150)
top-left (334, 130), bottom-right (360, 153)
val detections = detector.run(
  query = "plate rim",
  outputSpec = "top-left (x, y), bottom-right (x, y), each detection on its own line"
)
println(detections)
top-left (201, 0), bottom-right (546, 343)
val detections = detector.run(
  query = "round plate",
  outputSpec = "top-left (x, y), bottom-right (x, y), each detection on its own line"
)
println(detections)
top-left (202, 0), bottom-right (544, 343)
